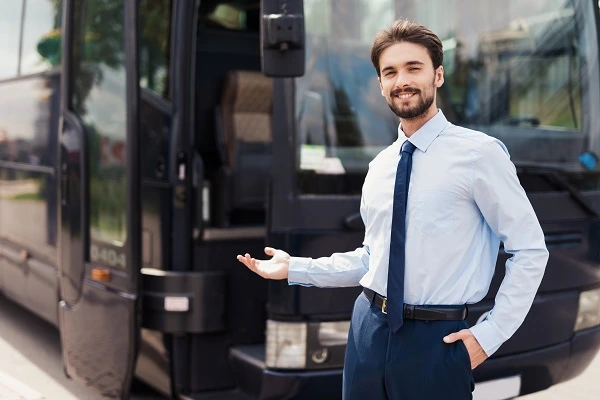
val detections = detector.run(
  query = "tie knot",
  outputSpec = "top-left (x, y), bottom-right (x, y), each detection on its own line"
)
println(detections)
top-left (401, 140), bottom-right (416, 155)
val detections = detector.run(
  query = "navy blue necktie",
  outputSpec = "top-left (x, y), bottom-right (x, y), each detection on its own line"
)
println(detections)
top-left (387, 140), bottom-right (416, 332)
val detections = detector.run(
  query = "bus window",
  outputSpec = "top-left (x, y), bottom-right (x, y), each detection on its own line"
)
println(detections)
top-left (0, 169), bottom-right (57, 257)
top-left (295, 0), bottom-right (599, 194)
top-left (0, 1), bottom-right (61, 256)
top-left (140, 0), bottom-right (171, 99)
top-left (21, 0), bottom-right (62, 75)
top-left (72, 0), bottom-right (128, 266)
top-left (0, 77), bottom-right (58, 168)
top-left (0, 2), bottom-right (23, 79)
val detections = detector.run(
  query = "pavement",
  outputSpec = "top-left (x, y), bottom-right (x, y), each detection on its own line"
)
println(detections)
top-left (0, 295), bottom-right (164, 400)
top-left (0, 372), bottom-right (43, 400)
top-left (0, 294), bottom-right (105, 400)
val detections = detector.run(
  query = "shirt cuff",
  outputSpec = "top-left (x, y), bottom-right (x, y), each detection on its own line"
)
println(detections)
top-left (469, 318), bottom-right (507, 357)
top-left (288, 256), bottom-right (312, 286)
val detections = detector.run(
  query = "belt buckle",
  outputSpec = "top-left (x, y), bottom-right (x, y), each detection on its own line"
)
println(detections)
top-left (381, 298), bottom-right (387, 314)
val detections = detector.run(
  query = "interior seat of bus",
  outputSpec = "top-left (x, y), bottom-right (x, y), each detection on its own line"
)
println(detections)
top-left (195, 1), bottom-right (270, 230)
top-left (214, 71), bottom-right (273, 227)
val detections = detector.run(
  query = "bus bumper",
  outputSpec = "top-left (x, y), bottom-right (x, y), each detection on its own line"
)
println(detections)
top-left (232, 325), bottom-right (600, 399)
top-left (474, 325), bottom-right (600, 397)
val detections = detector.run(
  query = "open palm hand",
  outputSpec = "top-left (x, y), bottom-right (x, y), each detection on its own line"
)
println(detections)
top-left (237, 247), bottom-right (290, 280)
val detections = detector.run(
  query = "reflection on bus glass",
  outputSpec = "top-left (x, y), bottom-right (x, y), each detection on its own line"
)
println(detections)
top-left (72, 0), bottom-right (128, 251)
top-left (0, 169), bottom-right (57, 257)
top-left (0, 78), bottom-right (58, 166)
top-left (0, 1), bottom-right (62, 80)
top-left (0, 3), bottom-right (23, 79)
top-left (140, 0), bottom-right (171, 99)
top-left (22, 0), bottom-right (62, 75)
top-left (296, 0), bottom-right (596, 195)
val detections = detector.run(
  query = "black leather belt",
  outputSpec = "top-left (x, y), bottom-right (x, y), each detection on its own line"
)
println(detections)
top-left (363, 288), bottom-right (467, 321)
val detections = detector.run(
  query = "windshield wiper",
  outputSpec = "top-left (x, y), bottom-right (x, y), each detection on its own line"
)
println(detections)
top-left (515, 163), bottom-right (599, 218)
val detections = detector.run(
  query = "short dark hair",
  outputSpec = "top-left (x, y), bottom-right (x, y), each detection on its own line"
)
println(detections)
top-left (371, 19), bottom-right (443, 77)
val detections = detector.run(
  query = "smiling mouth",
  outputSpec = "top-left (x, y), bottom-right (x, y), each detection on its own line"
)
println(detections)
top-left (393, 92), bottom-right (417, 102)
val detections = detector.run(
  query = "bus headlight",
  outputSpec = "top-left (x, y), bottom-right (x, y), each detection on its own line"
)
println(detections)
top-left (265, 320), bottom-right (350, 369)
top-left (574, 287), bottom-right (600, 331)
top-left (266, 320), bottom-right (307, 368)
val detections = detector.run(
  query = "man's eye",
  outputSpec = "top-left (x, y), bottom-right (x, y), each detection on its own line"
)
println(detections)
top-left (385, 71), bottom-right (395, 76)
top-left (410, 67), bottom-right (420, 71)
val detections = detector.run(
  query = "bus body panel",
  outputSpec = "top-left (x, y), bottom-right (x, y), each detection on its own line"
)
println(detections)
top-left (59, 281), bottom-right (138, 398)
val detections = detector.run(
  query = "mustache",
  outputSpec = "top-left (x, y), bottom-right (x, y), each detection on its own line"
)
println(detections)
top-left (391, 88), bottom-right (420, 97)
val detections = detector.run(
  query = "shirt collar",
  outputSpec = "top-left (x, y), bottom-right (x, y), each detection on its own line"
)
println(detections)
top-left (398, 110), bottom-right (448, 153)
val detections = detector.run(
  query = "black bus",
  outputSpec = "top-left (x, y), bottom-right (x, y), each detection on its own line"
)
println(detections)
top-left (1, 0), bottom-right (600, 399)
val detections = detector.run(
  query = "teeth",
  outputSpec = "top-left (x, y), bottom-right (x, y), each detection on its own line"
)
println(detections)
top-left (399, 93), bottom-right (414, 98)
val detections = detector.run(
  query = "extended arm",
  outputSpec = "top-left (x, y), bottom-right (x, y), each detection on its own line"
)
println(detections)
top-left (287, 243), bottom-right (370, 288)
top-left (238, 196), bottom-right (371, 288)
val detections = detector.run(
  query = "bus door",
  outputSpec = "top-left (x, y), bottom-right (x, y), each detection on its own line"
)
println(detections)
top-left (57, 0), bottom-right (141, 398)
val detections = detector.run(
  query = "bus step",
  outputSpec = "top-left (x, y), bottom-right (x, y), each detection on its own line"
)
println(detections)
top-left (229, 344), bottom-right (266, 398)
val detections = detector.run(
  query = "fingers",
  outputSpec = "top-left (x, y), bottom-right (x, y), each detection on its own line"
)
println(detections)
top-left (264, 247), bottom-right (275, 256)
top-left (442, 333), bottom-right (458, 343)
top-left (443, 329), bottom-right (470, 343)
top-left (236, 253), bottom-right (255, 269)
top-left (237, 253), bottom-right (267, 277)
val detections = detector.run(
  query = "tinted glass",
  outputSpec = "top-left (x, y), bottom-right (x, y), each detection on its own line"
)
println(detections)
top-left (296, 0), bottom-right (600, 194)
top-left (21, 0), bottom-right (62, 75)
top-left (0, 2), bottom-right (23, 79)
top-left (0, 169), bottom-right (57, 257)
top-left (0, 77), bottom-right (59, 167)
top-left (139, 0), bottom-right (171, 99)
top-left (72, 0), bottom-right (128, 265)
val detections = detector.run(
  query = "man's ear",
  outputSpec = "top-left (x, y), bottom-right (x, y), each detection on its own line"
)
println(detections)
top-left (435, 65), bottom-right (445, 88)
top-left (378, 77), bottom-right (385, 96)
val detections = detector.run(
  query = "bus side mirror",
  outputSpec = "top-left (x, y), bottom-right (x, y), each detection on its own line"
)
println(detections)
top-left (260, 0), bottom-right (305, 77)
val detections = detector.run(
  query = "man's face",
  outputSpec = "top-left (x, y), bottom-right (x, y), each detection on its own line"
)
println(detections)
top-left (378, 42), bottom-right (444, 119)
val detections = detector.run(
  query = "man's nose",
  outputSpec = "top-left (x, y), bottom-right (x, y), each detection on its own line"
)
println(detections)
top-left (394, 71), bottom-right (412, 89)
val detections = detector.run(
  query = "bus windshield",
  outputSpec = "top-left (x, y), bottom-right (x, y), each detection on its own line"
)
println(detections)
top-left (295, 0), bottom-right (600, 195)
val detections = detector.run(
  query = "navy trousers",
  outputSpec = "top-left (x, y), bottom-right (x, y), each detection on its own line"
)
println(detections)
top-left (343, 293), bottom-right (474, 400)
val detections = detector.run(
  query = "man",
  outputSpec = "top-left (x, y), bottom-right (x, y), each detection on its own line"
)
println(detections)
top-left (237, 20), bottom-right (548, 399)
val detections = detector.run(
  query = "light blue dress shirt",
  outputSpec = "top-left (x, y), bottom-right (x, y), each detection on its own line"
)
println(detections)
top-left (288, 110), bottom-right (549, 356)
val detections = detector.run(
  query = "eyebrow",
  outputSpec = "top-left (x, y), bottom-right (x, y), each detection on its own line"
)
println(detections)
top-left (381, 61), bottom-right (426, 74)
top-left (405, 61), bottom-right (425, 66)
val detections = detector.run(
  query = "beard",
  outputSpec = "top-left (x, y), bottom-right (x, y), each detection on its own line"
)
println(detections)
top-left (387, 82), bottom-right (436, 119)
